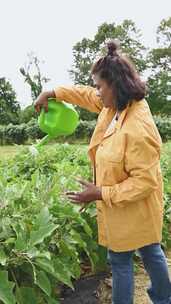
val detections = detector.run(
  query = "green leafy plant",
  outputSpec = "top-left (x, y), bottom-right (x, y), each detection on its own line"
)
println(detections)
top-left (0, 144), bottom-right (102, 303)
top-left (0, 142), bottom-right (170, 302)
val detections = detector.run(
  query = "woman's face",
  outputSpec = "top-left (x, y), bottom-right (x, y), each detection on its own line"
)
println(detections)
top-left (92, 74), bottom-right (116, 108)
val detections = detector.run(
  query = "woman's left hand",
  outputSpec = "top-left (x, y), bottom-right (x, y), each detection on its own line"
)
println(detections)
top-left (65, 178), bottom-right (102, 205)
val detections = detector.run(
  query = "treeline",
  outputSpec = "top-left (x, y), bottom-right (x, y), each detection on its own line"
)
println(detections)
top-left (0, 18), bottom-right (171, 144)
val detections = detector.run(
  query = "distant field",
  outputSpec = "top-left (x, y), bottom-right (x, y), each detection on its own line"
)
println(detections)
top-left (0, 145), bottom-right (23, 159)
top-left (0, 141), bottom-right (87, 160)
top-left (163, 141), bottom-right (171, 192)
top-left (0, 141), bottom-right (170, 161)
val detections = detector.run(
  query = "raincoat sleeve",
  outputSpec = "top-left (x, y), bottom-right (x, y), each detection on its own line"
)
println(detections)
top-left (54, 85), bottom-right (103, 113)
top-left (101, 134), bottom-right (162, 208)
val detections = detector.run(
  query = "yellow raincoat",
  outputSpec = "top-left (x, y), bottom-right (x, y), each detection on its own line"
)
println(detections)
top-left (54, 85), bottom-right (164, 252)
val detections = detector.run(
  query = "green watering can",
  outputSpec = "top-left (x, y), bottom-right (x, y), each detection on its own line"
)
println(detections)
top-left (34, 98), bottom-right (79, 149)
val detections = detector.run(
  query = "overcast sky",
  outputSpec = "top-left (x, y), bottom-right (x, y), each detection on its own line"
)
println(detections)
top-left (1, 0), bottom-right (171, 108)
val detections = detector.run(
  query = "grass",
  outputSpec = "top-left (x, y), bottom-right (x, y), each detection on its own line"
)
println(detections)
top-left (0, 141), bottom-right (88, 160)
top-left (0, 140), bottom-right (170, 161)
top-left (162, 141), bottom-right (171, 193)
top-left (163, 141), bottom-right (171, 164)
top-left (0, 145), bottom-right (23, 159)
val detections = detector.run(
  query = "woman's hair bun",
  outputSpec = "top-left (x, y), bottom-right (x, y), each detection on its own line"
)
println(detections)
top-left (106, 39), bottom-right (120, 57)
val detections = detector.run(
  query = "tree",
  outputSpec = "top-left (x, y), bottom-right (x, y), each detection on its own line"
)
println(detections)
top-left (147, 17), bottom-right (171, 114)
top-left (0, 78), bottom-right (20, 125)
top-left (69, 20), bottom-right (147, 120)
top-left (20, 53), bottom-right (50, 102)
top-left (19, 105), bottom-right (36, 124)
top-left (19, 53), bottom-right (51, 123)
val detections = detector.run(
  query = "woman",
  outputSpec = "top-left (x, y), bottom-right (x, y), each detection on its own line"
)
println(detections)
top-left (34, 40), bottom-right (171, 304)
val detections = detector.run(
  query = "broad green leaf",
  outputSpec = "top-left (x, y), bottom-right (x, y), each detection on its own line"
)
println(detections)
top-left (16, 287), bottom-right (37, 304)
top-left (59, 256), bottom-right (81, 279)
top-left (53, 258), bottom-right (74, 289)
top-left (35, 270), bottom-right (51, 297)
top-left (29, 223), bottom-right (58, 247)
top-left (35, 207), bottom-right (51, 227)
top-left (81, 220), bottom-right (92, 236)
top-left (0, 249), bottom-right (7, 266)
top-left (0, 271), bottom-right (15, 304)
top-left (28, 207), bottom-right (58, 248)
top-left (27, 248), bottom-right (51, 260)
top-left (35, 257), bottom-right (74, 289)
top-left (70, 229), bottom-right (87, 249)
top-left (12, 223), bottom-right (28, 251)
top-left (4, 237), bottom-right (15, 245)
top-left (15, 237), bottom-right (28, 251)
top-left (35, 257), bottom-right (55, 274)
top-left (59, 240), bottom-right (76, 256)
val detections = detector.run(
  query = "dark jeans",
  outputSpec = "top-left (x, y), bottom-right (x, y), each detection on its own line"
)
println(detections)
top-left (107, 243), bottom-right (171, 304)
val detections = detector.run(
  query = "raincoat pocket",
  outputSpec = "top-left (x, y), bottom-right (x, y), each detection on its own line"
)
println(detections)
top-left (107, 148), bottom-right (124, 163)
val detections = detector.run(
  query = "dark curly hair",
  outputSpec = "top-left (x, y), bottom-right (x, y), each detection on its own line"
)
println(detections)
top-left (91, 39), bottom-right (146, 111)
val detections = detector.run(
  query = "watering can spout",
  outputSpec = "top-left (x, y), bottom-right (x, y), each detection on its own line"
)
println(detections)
top-left (35, 135), bottom-right (52, 148)
top-left (28, 135), bottom-right (52, 155)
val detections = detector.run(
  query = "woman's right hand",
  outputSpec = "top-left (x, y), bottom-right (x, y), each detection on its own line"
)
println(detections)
top-left (34, 90), bottom-right (56, 113)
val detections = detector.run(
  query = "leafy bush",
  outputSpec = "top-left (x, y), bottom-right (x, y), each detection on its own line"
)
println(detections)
top-left (0, 119), bottom-right (44, 145)
top-left (26, 118), bottom-right (44, 140)
top-left (0, 123), bottom-right (28, 145)
top-left (74, 119), bottom-right (96, 139)
top-left (19, 105), bottom-right (38, 124)
top-left (0, 142), bottom-right (170, 302)
top-left (154, 115), bottom-right (171, 141)
top-left (161, 141), bottom-right (171, 249)
top-left (0, 144), bottom-right (105, 303)
top-left (0, 115), bottom-right (171, 146)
